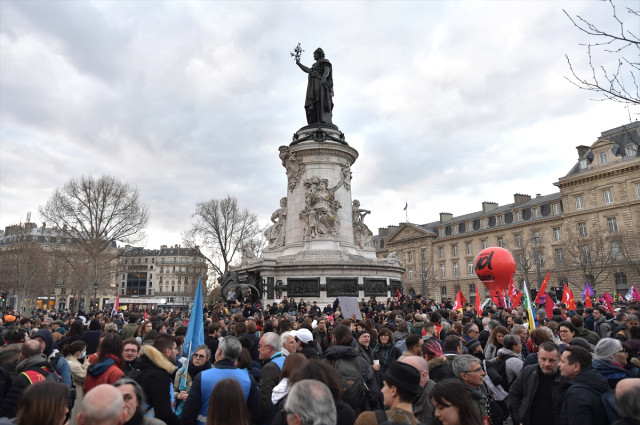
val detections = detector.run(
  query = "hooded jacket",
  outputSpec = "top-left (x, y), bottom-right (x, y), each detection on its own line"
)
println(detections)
top-left (324, 345), bottom-right (380, 411)
top-left (561, 366), bottom-right (610, 425)
top-left (83, 354), bottom-right (124, 393)
top-left (593, 359), bottom-right (631, 390)
top-left (31, 329), bottom-right (72, 387)
top-left (135, 345), bottom-right (179, 425)
top-left (0, 354), bottom-right (53, 418)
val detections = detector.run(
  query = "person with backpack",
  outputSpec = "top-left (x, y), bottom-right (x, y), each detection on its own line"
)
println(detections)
top-left (324, 324), bottom-right (379, 413)
top-left (353, 360), bottom-right (422, 425)
top-left (594, 308), bottom-right (612, 339)
top-left (558, 345), bottom-right (611, 425)
top-left (0, 340), bottom-right (62, 418)
top-left (487, 334), bottom-right (523, 390)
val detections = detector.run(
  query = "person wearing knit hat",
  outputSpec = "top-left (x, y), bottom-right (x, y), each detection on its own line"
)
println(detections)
top-left (354, 361), bottom-right (422, 424)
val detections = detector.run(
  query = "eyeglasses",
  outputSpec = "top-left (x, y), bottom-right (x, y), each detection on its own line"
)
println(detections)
top-left (617, 349), bottom-right (627, 354)
top-left (465, 367), bottom-right (484, 374)
top-left (192, 354), bottom-right (207, 359)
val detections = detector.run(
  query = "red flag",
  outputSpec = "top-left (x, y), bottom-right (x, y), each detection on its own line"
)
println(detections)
top-left (143, 309), bottom-right (147, 321)
top-left (111, 294), bottom-right (120, 317)
top-left (585, 296), bottom-right (592, 308)
top-left (396, 288), bottom-right (402, 299)
top-left (475, 284), bottom-right (482, 315)
top-left (545, 294), bottom-right (555, 319)
top-left (567, 288), bottom-right (577, 310)
top-left (534, 271), bottom-right (551, 304)
top-left (459, 290), bottom-right (467, 305)
top-left (508, 280), bottom-right (523, 307)
top-left (453, 290), bottom-right (464, 311)
top-left (603, 293), bottom-right (615, 312)
top-left (422, 327), bottom-right (427, 337)
top-left (599, 296), bottom-right (614, 313)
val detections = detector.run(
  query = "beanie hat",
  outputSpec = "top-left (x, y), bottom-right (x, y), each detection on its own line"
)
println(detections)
top-left (383, 361), bottom-right (421, 395)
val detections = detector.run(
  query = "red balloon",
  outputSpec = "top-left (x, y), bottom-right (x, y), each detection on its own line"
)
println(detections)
top-left (475, 247), bottom-right (516, 294)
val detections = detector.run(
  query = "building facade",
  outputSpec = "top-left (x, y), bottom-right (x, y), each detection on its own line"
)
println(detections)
top-left (375, 123), bottom-right (640, 304)
top-left (115, 244), bottom-right (208, 309)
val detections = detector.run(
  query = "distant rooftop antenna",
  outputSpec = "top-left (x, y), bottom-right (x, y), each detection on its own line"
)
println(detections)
top-left (26, 212), bottom-right (31, 223)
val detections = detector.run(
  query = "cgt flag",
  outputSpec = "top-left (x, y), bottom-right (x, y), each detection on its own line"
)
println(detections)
top-left (182, 277), bottom-right (204, 358)
top-left (534, 271), bottom-right (551, 304)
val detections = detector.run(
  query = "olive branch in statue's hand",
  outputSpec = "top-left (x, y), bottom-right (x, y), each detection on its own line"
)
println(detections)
top-left (290, 43), bottom-right (304, 61)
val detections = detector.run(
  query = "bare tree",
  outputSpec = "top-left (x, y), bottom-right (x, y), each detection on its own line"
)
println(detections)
top-left (418, 249), bottom-right (439, 299)
top-left (564, 0), bottom-right (640, 106)
top-left (563, 225), bottom-right (617, 291)
top-left (183, 195), bottom-right (261, 275)
top-left (617, 228), bottom-right (640, 276)
top-left (508, 229), bottom-right (546, 289)
top-left (39, 175), bottom-right (149, 301)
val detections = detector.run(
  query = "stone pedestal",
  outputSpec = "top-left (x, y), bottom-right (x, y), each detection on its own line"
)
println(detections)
top-left (232, 125), bottom-right (404, 305)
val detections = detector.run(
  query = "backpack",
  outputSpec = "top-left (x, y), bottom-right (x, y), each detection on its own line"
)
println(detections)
top-left (394, 337), bottom-right (407, 354)
top-left (21, 365), bottom-right (62, 385)
top-left (373, 409), bottom-right (426, 425)
top-left (331, 357), bottom-right (366, 410)
top-left (486, 353), bottom-right (518, 391)
top-left (571, 384), bottom-right (618, 424)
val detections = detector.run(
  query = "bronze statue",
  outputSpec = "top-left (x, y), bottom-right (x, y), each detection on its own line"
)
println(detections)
top-left (295, 47), bottom-right (334, 125)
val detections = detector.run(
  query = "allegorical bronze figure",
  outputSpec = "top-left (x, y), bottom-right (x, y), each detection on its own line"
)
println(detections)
top-left (295, 47), bottom-right (334, 125)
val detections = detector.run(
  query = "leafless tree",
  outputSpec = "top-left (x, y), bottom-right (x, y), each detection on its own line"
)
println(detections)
top-left (617, 228), bottom-right (640, 276)
top-left (564, 0), bottom-right (640, 107)
top-left (418, 249), bottom-right (439, 299)
top-left (39, 175), bottom-right (149, 299)
top-left (183, 195), bottom-right (261, 275)
top-left (563, 224), bottom-right (617, 291)
top-left (508, 229), bottom-right (546, 290)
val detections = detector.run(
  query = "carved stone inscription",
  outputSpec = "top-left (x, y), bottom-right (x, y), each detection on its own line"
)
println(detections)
top-left (267, 277), bottom-right (275, 299)
top-left (364, 278), bottom-right (388, 296)
top-left (287, 278), bottom-right (320, 297)
top-left (326, 278), bottom-right (358, 297)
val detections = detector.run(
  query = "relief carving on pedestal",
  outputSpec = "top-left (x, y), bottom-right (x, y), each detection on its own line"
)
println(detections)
top-left (264, 197), bottom-right (287, 249)
top-left (279, 146), bottom-right (305, 192)
top-left (364, 278), bottom-right (388, 296)
top-left (326, 278), bottom-right (359, 297)
top-left (379, 251), bottom-right (403, 267)
top-left (299, 177), bottom-right (341, 238)
top-left (352, 199), bottom-right (373, 249)
top-left (287, 278), bottom-right (320, 297)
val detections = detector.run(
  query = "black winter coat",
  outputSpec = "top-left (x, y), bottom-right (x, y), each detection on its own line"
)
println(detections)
top-left (135, 345), bottom-right (179, 425)
top-left (508, 363), bottom-right (566, 425)
top-left (560, 366), bottom-right (610, 425)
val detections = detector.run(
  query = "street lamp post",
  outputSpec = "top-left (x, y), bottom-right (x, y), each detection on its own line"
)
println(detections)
top-left (93, 281), bottom-right (98, 310)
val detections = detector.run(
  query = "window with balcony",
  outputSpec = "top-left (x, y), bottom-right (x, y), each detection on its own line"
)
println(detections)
top-left (604, 189), bottom-right (613, 204)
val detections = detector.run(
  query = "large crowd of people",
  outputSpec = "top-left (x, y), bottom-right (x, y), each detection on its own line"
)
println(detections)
top-left (0, 293), bottom-right (638, 425)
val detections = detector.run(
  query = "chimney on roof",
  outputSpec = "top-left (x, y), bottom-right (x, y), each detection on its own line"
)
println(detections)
top-left (440, 213), bottom-right (453, 222)
top-left (536, 194), bottom-right (542, 198)
top-left (576, 145), bottom-right (590, 158)
top-left (482, 202), bottom-right (498, 213)
top-left (513, 194), bottom-right (531, 206)
top-left (161, 245), bottom-right (167, 249)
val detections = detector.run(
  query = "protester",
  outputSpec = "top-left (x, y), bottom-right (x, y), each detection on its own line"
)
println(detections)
top-left (84, 333), bottom-right (125, 394)
top-left (284, 380), bottom-right (337, 425)
top-left (113, 377), bottom-right (165, 425)
top-left (271, 353), bottom-right (308, 408)
top-left (14, 381), bottom-right (70, 425)
top-left (592, 338), bottom-right (632, 389)
top-left (484, 326), bottom-right (508, 360)
top-left (430, 379), bottom-right (483, 425)
top-left (204, 378), bottom-right (251, 425)
top-left (174, 345), bottom-right (212, 415)
top-left (613, 377), bottom-right (640, 425)
top-left (63, 340), bottom-right (88, 425)
top-left (77, 383), bottom-right (127, 425)
top-left (452, 355), bottom-right (488, 420)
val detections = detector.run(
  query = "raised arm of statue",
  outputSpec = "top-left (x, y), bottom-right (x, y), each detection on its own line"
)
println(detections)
top-left (296, 59), bottom-right (311, 74)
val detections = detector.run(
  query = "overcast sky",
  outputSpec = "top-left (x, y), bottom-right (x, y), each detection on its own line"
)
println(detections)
top-left (1, 0), bottom-right (638, 254)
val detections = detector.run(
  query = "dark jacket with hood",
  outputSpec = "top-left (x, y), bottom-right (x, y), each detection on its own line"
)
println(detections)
top-left (324, 344), bottom-right (380, 411)
top-left (31, 329), bottom-right (72, 387)
top-left (135, 345), bottom-right (179, 425)
top-left (560, 366), bottom-right (610, 425)
top-left (0, 354), bottom-right (53, 418)
top-left (574, 326), bottom-right (600, 346)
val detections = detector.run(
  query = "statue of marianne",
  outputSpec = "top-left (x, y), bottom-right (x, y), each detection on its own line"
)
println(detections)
top-left (295, 48), bottom-right (334, 125)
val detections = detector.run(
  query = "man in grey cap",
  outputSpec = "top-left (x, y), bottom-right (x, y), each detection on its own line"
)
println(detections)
top-left (355, 361), bottom-right (422, 424)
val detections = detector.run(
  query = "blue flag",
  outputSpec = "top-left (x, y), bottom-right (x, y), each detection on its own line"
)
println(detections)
top-left (182, 277), bottom-right (204, 358)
